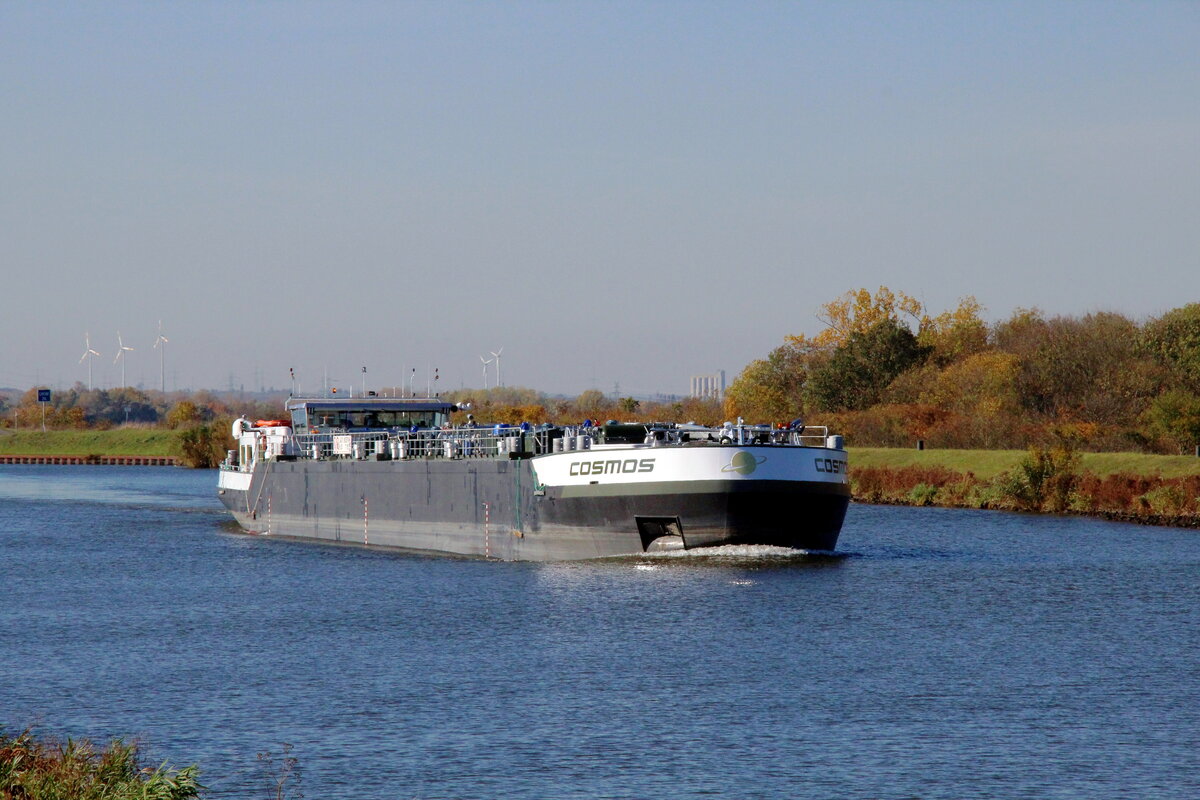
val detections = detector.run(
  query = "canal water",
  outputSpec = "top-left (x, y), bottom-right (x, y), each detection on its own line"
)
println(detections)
top-left (2, 465), bottom-right (1197, 799)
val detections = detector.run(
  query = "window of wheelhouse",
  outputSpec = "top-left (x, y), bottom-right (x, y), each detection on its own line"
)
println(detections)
top-left (301, 407), bottom-right (449, 430)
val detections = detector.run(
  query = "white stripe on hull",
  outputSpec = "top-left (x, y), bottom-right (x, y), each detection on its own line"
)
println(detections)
top-left (531, 445), bottom-right (848, 488)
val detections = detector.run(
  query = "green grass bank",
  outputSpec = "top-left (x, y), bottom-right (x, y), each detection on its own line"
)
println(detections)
top-left (850, 446), bottom-right (1200, 527)
top-left (850, 447), bottom-right (1200, 480)
top-left (0, 429), bottom-right (177, 457)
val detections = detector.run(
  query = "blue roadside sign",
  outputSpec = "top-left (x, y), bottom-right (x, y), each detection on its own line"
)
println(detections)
top-left (38, 389), bottom-right (51, 402)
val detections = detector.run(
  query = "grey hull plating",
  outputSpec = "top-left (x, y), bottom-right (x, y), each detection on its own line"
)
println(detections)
top-left (218, 456), bottom-right (850, 561)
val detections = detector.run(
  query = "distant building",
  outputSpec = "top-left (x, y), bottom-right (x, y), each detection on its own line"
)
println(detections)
top-left (690, 371), bottom-right (725, 400)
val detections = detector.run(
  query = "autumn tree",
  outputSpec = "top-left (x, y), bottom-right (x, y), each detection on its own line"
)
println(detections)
top-left (618, 397), bottom-right (640, 414)
top-left (919, 351), bottom-right (1022, 419)
top-left (792, 286), bottom-right (984, 361)
top-left (724, 342), bottom-right (809, 422)
top-left (1142, 303), bottom-right (1200, 390)
top-left (575, 389), bottom-right (610, 419)
top-left (887, 351), bottom-right (1024, 448)
top-left (791, 286), bottom-right (924, 350)
top-left (656, 396), bottom-right (723, 426)
top-left (728, 287), bottom-right (986, 423)
top-left (806, 319), bottom-right (930, 411)
top-left (10, 390), bottom-right (89, 429)
top-left (993, 310), bottom-right (1161, 425)
top-left (175, 424), bottom-right (231, 468)
top-left (166, 401), bottom-right (204, 428)
top-left (919, 296), bottom-right (989, 366)
top-left (1141, 389), bottom-right (1200, 453)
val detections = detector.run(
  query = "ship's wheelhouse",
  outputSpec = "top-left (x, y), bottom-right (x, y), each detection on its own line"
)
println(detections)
top-left (288, 399), bottom-right (455, 432)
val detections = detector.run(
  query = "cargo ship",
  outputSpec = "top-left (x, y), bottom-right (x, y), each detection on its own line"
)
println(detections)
top-left (216, 396), bottom-right (850, 560)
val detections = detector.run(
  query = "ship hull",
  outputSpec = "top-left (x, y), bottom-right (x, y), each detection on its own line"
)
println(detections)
top-left (217, 446), bottom-right (850, 561)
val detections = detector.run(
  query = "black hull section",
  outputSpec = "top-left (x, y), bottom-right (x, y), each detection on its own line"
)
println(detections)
top-left (540, 481), bottom-right (848, 551)
top-left (217, 459), bottom-right (849, 560)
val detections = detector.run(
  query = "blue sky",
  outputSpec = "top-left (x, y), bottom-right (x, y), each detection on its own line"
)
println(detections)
top-left (2, 1), bottom-right (1197, 395)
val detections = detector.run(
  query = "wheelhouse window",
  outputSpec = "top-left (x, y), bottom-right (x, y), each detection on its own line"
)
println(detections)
top-left (298, 407), bottom-right (449, 430)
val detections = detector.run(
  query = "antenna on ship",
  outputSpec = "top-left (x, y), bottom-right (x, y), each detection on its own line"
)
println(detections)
top-left (490, 347), bottom-right (503, 387)
top-left (408, 367), bottom-right (416, 397)
top-left (79, 333), bottom-right (101, 391)
top-left (362, 366), bottom-right (367, 398)
top-left (153, 321), bottom-right (168, 394)
top-left (113, 332), bottom-right (134, 388)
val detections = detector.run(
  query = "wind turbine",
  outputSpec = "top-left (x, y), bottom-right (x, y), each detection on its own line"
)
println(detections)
top-left (153, 321), bottom-right (169, 393)
top-left (114, 332), bottom-right (134, 387)
top-left (480, 355), bottom-right (493, 390)
top-left (78, 333), bottom-right (101, 390)
top-left (490, 346), bottom-right (503, 388)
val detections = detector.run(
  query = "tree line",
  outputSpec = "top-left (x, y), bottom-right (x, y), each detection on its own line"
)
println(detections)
top-left (0, 386), bottom-right (286, 431)
top-left (0, 384), bottom-right (727, 433)
top-left (9, 290), bottom-right (1198, 457)
top-left (724, 288), bottom-right (1200, 453)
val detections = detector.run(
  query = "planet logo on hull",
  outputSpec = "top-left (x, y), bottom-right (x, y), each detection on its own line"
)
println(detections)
top-left (721, 451), bottom-right (767, 475)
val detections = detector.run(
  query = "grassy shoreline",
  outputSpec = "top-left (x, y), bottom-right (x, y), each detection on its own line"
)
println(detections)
top-left (850, 446), bottom-right (1200, 479)
top-left (0, 429), bottom-right (177, 456)
top-left (850, 446), bottom-right (1200, 527)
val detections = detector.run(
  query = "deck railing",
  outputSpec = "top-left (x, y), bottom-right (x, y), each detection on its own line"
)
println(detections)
top-left (291, 427), bottom-right (531, 461)
top-left (268, 422), bottom-right (837, 462)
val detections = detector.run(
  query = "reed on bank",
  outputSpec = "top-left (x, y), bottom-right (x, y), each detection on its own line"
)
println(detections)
top-left (0, 729), bottom-right (201, 800)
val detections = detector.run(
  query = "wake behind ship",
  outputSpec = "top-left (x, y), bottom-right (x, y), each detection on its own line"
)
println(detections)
top-left (217, 397), bottom-right (850, 560)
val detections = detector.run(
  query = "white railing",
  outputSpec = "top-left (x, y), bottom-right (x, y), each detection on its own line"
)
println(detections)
top-left (271, 422), bottom-right (839, 462)
top-left (291, 426), bottom-right (533, 461)
top-left (635, 423), bottom-right (828, 448)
